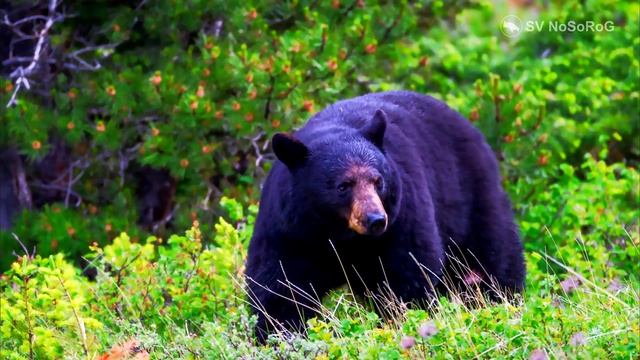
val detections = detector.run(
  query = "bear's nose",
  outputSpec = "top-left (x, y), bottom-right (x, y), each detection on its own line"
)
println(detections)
top-left (366, 213), bottom-right (387, 235)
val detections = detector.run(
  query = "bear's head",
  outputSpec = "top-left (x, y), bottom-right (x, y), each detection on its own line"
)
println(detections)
top-left (272, 109), bottom-right (399, 237)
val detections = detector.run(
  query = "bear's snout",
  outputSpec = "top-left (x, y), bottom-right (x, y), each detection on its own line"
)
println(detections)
top-left (348, 182), bottom-right (388, 236)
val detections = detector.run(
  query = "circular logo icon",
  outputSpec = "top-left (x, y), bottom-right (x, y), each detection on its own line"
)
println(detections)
top-left (500, 15), bottom-right (522, 38)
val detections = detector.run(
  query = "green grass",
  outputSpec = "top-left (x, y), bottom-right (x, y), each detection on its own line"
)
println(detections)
top-left (1, 221), bottom-right (638, 359)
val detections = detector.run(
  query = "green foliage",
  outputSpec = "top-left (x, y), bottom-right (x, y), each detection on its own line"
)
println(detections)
top-left (1, 199), bottom-right (638, 359)
top-left (2, 0), bottom-right (638, 272)
top-left (86, 197), bottom-right (254, 332)
top-left (1, 198), bottom-right (254, 359)
top-left (0, 254), bottom-right (102, 359)
top-left (0, 0), bottom-right (486, 269)
top-left (518, 155), bottom-right (639, 276)
top-left (1, 0), bottom-right (638, 273)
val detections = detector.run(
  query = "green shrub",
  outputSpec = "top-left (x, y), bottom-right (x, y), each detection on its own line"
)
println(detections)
top-left (0, 254), bottom-right (102, 359)
top-left (1, 198), bottom-right (638, 359)
top-left (2, 0), bottom-right (636, 271)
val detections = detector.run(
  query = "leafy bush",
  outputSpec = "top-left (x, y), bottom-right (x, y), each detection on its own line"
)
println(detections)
top-left (0, 0), bottom-right (480, 268)
top-left (0, 254), bottom-right (102, 359)
top-left (1, 198), bottom-right (638, 359)
top-left (3, 0), bottom-right (636, 271)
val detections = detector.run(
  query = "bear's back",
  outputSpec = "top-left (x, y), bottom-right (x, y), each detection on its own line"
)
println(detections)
top-left (298, 91), bottom-right (482, 149)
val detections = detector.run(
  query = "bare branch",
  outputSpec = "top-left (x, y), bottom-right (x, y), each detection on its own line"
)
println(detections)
top-left (2, 56), bottom-right (56, 66)
top-left (31, 182), bottom-right (82, 207)
top-left (4, 14), bottom-right (51, 26)
top-left (5, 0), bottom-right (61, 107)
top-left (67, 43), bottom-right (118, 58)
top-left (3, 1), bottom-right (121, 107)
top-left (250, 131), bottom-right (271, 168)
top-left (64, 163), bottom-right (74, 207)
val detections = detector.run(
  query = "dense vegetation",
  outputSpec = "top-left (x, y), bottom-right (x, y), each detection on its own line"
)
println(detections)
top-left (1, 0), bottom-right (638, 358)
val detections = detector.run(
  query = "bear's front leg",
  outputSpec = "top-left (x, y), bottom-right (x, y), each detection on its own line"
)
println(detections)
top-left (378, 230), bottom-right (445, 307)
top-left (246, 256), bottom-right (335, 343)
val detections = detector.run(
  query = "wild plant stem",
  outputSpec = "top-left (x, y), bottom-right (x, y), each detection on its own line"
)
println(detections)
top-left (54, 267), bottom-right (89, 359)
top-left (22, 276), bottom-right (35, 360)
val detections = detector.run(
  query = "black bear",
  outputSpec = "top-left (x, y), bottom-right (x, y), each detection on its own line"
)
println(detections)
top-left (245, 91), bottom-right (525, 342)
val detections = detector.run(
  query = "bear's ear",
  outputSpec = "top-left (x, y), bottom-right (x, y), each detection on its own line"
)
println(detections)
top-left (272, 133), bottom-right (309, 169)
top-left (360, 109), bottom-right (387, 148)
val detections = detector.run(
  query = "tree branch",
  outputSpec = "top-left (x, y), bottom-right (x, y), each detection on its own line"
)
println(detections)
top-left (5, 0), bottom-right (61, 107)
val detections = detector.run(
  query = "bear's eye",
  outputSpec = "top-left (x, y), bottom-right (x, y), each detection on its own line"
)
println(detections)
top-left (337, 181), bottom-right (352, 193)
top-left (374, 177), bottom-right (384, 189)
